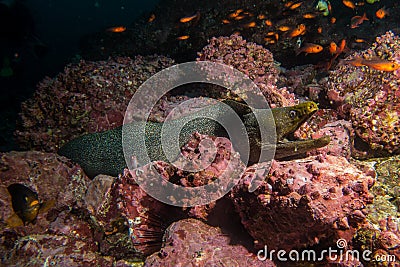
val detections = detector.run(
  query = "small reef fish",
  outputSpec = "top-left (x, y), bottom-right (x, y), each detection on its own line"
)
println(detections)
top-left (330, 17), bottom-right (336, 24)
top-left (354, 38), bottom-right (366, 43)
top-left (315, 0), bottom-right (331, 16)
top-left (345, 57), bottom-right (400, 71)
top-left (257, 14), bottom-right (266, 20)
top-left (243, 21), bottom-right (257, 28)
top-left (278, 25), bottom-right (291, 32)
top-left (106, 26), bottom-right (126, 33)
top-left (148, 14), bottom-right (156, 23)
top-left (375, 7), bottom-right (388, 19)
top-left (228, 9), bottom-right (243, 18)
top-left (265, 19), bottom-right (273, 26)
top-left (296, 43), bottom-right (323, 55)
top-left (289, 1), bottom-right (303, 10)
top-left (303, 13), bottom-right (316, 19)
top-left (6, 183), bottom-right (55, 227)
top-left (179, 11), bottom-right (200, 23)
top-left (176, 35), bottom-right (190, 40)
top-left (287, 24), bottom-right (306, 37)
top-left (222, 19), bottom-right (230, 24)
top-left (317, 26), bottom-right (323, 34)
top-left (350, 13), bottom-right (368, 28)
top-left (329, 41), bottom-right (338, 54)
top-left (342, 0), bottom-right (356, 9)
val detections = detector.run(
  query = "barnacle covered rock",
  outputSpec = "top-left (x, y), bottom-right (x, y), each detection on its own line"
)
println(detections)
top-left (144, 218), bottom-right (276, 267)
top-left (15, 55), bottom-right (175, 152)
top-left (197, 34), bottom-right (298, 107)
top-left (231, 154), bottom-right (375, 251)
top-left (325, 31), bottom-right (400, 155)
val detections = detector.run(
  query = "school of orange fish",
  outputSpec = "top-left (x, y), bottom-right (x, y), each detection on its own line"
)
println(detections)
top-left (105, 0), bottom-right (398, 72)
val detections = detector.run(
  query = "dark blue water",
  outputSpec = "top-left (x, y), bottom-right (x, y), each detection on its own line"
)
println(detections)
top-left (0, 0), bottom-right (159, 150)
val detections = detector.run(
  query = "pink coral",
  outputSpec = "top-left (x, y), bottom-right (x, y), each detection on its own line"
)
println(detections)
top-left (197, 34), bottom-right (298, 107)
top-left (144, 218), bottom-right (276, 267)
top-left (15, 55), bottom-right (175, 152)
top-left (325, 31), bottom-right (400, 154)
top-left (231, 154), bottom-right (375, 251)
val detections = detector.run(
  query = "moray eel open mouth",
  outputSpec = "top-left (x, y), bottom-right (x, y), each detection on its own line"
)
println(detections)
top-left (58, 100), bottom-right (330, 178)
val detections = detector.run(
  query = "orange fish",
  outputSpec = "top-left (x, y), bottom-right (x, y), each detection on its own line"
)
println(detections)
top-left (148, 14), bottom-right (156, 23)
top-left (330, 17), bottom-right (336, 24)
top-left (350, 13), bottom-right (368, 28)
top-left (346, 57), bottom-right (400, 71)
top-left (106, 26), bottom-right (126, 33)
top-left (317, 26), bottom-right (323, 34)
top-left (264, 37), bottom-right (276, 44)
top-left (243, 21), bottom-right (257, 28)
top-left (284, 1), bottom-right (294, 8)
top-left (303, 13), bottom-right (316, 19)
top-left (288, 24), bottom-right (306, 37)
top-left (338, 39), bottom-right (346, 53)
top-left (177, 35), bottom-right (190, 40)
top-left (228, 9), bottom-right (244, 18)
top-left (222, 19), bottom-right (230, 24)
top-left (180, 12), bottom-right (200, 23)
top-left (278, 25), bottom-right (291, 32)
top-left (257, 14), bottom-right (266, 20)
top-left (289, 2), bottom-right (303, 10)
top-left (354, 38), bottom-right (366, 43)
top-left (296, 43), bottom-right (323, 55)
top-left (375, 7), bottom-right (389, 19)
top-left (342, 0), bottom-right (355, 9)
top-left (329, 42), bottom-right (338, 54)
top-left (265, 19), bottom-right (273, 26)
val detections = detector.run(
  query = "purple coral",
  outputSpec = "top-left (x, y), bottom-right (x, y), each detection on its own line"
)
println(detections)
top-left (144, 218), bottom-right (276, 267)
top-left (197, 34), bottom-right (298, 107)
top-left (231, 154), bottom-right (375, 251)
top-left (15, 55), bottom-right (175, 152)
top-left (325, 31), bottom-right (400, 154)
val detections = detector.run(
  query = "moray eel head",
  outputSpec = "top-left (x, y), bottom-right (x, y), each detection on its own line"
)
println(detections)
top-left (272, 101), bottom-right (319, 141)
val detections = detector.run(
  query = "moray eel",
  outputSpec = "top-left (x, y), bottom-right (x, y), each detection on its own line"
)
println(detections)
top-left (58, 101), bottom-right (330, 178)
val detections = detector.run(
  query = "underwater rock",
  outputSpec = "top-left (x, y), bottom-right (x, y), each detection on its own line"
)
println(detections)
top-left (15, 55), bottom-right (175, 152)
top-left (144, 218), bottom-right (276, 267)
top-left (0, 151), bottom-right (89, 235)
top-left (325, 31), bottom-right (400, 156)
top-left (309, 120), bottom-right (355, 159)
top-left (197, 34), bottom-right (297, 107)
top-left (353, 217), bottom-right (400, 266)
top-left (231, 154), bottom-right (375, 251)
top-left (115, 169), bottom-right (186, 257)
top-left (3, 233), bottom-right (114, 267)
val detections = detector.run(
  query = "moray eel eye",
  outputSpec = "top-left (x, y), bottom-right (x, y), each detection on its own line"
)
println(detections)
top-left (289, 110), bottom-right (297, 119)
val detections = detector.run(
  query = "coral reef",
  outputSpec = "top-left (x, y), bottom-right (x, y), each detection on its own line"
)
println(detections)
top-left (325, 31), bottom-right (400, 155)
top-left (0, 151), bottom-right (89, 235)
top-left (231, 154), bottom-right (375, 251)
top-left (197, 34), bottom-right (298, 107)
top-left (144, 218), bottom-right (276, 267)
top-left (15, 55), bottom-right (175, 152)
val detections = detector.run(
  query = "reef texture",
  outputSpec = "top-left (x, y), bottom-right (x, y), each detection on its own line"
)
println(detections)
top-left (144, 218), bottom-right (276, 267)
top-left (197, 34), bottom-right (297, 107)
top-left (231, 154), bottom-right (375, 251)
top-left (353, 217), bottom-right (400, 266)
top-left (0, 151), bottom-right (135, 266)
top-left (325, 31), bottom-right (400, 155)
top-left (15, 55), bottom-right (175, 152)
top-left (0, 151), bottom-right (89, 235)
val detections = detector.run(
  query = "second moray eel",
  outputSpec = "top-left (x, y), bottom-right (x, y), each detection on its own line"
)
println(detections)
top-left (58, 100), bottom-right (330, 178)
